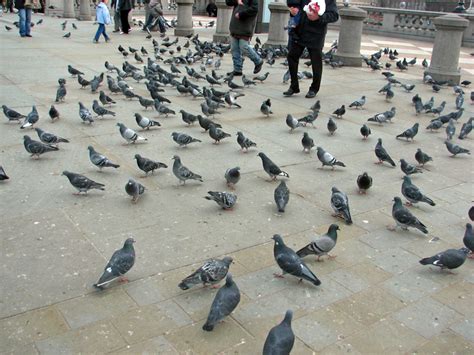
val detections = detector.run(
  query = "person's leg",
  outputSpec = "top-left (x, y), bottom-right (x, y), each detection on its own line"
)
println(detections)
top-left (103, 25), bottom-right (110, 41)
top-left (307, 46), bottom-right (323, 95)
top-left (94, 23), bottom-right (103, 41)
top-left (144, 14), bottom-right (154, 29)
top-left (157, 16), bottom-right (166, 33)
top-left (114, 10), bottom-right (121, 31)
top-left (25, 8), bottom-right (31, 35)
top-left (18, 9), bottom-right (26, 36)
top-left (120, 10), bottom-right (129, 33)
top-left (285, 41), bottom-right (305, 94)
top-left (230, 37), bottom-right (243, 74)
top-left (241, 39), bottom-right (261, 65)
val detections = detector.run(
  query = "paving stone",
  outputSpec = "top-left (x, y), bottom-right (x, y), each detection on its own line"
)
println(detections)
top-left (328, 238), bottom-right (377, 267)
top-left (369, 247), bottom-right (420, 275)
top-left (432, 281), bottom-right (474, 318)
top-left (382, 269), bottom-right (442, 303)
top-left (114, 335), bottom-right (178, 354)
top-left (450, 318), bottom-right (474, 343)
top-left (411, 329), bottom-right (474, 354)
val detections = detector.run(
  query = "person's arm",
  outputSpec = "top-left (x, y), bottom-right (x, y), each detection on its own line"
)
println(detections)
top-left (318, 0), bottom-right (339, 24)
top-left (225, 0), bottom-right (237, 6)
top-left (238, 0), bottom-right (258, 20)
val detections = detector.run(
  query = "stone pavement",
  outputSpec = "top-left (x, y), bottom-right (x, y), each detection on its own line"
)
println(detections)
top-left (1, 11), bottom-right (473, 354)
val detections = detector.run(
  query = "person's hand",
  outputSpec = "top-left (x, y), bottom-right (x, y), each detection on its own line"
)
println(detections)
top-left (307, 11), bottom-right (319, 21)
top-left (289, 7), bottom-right (299, 16)
top-left (237, 0), bottom-right (243, 5)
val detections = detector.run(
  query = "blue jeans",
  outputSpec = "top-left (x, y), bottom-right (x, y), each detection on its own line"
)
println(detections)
top-left (94, 24), bottom-right (109, 41)
top-left (18, 8), bottom-right (32, 36)
top-left (230, 36), bottom-right (262, 73)
top-left (144, 14), bottom-right (166, 33)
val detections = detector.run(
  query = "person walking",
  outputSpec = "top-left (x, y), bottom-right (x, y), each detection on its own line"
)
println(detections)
top-left (118, 0), bottom-right (133, 34)
top-left (143, 0), bottom-right (165, 35)
top-left (111, 0), bottom-right (121, 33)
top-left (284, 0), bottom-right (339, 98)
top-left (94, 0), bottom-right (111, 42)
top-left (225, 0), bottom-right (263, 76)
top-left (14, 0), bottom-right (33, 37)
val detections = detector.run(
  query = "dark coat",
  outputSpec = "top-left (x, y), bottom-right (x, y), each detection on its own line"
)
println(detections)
top-left (226, 0), bottom-right (258, 38)
top-left (288, 0), bottom-right (339, 48)
top-left (118, 0), bottom-right (134, 11)
top-left (14, 0), bottom-right (25, 10)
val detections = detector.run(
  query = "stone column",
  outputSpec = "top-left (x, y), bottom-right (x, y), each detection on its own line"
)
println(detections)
top-left (174, 0), bottom-right (194, 36)
top-left (426, 14), bottom-right (469, 84)
top-left (334, 6), bottom-right (366, 66)
top-left (63, 0), bottom-right (76, 18)
top-left (78, 0), bottom-right (92, 20)
top-left (264, 2), bottom-right (289, 48)
top-left (213, 0), bottom-right (232, 43)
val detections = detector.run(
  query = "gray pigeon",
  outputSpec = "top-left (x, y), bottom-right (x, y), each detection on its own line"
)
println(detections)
top-left (327, 117), bottom-right (337, 135)
top-left (178, 257), bottom-right (233, 290)
top-left (296, 224), bottom-right (339, 260)
top-left (401, 176), bottom-right (435, 206)
top-left (209, 124), bottom-right (231, 143)
top-left (396, 123), bottom-right (419, 141)
top-left (225, 167), bottom-right (241, 188)
top-left (179, 110), bottom-right (198, 125)
top-left (274, 181), bottom-right (289, 213)
top-left (349, 95), bottom-right (366, 109)
top-left (62, 171), bottom-right (105, 194)
top-left (463, 223), bottom-right (474, 257)
top-left (198, 115), bottom-right (222, 132)
top-left (205, 191), bottom-right (237, 210)
top-left (400, 158), bottom-right (423, 176)
top-left (426, 119), bottom-right (443, 131)
top-left (2, 105), bottom-right (26, 122)
top-left (390, 196), bottom-right (428, 234)
top-left (134, 154), bottom-right (167, 176)
top-left (445, 119), bottom-right (456, 140)
top-left (415, 148), bottom-right (433, 167)
top-left (262, 310), bottom-right (295, 355)
top-left (331, 187), bottom-right (352, 225)
top-left (88, 146), bottom-right (120, 170)
top-left (301, 132), bottom-right (314, 153)
top-left (419, 248), bottom-right (469, 271)
top-left (125, 178), bottom-right (145, 203)
top-left (316, 147), bottom-right (345, 169)
top-left (458, 117), bottom-right (473, 139)
top-left (49, 105), bottom-right (60, 121)
top-left (357, 172), bottom-right (373, 194)
top-left (92, 100), bottom-right (116, 118)
top-left (260, 98), bottom-right (272, 117)
top-left (375, 138), bottom-right (396, 166)
top-left (94, 237), bottom-right (135, 289)
top-left (99, 90), bottom-right (116, 106)
top-left (23, 135), bottom-right (58, 158)
top-left (236, 131), bottom-right (257, 151)
top-left (55, 84), bottom-right (67, 102)
top-left (172, 132), bottom-right (201, 147)
top-left (117, 123), bottom-right (147, 144)
top-left (272, 234), bottom-right (321, 286)
top-left (445, 140), bottom-right (470, 156)
top-left (172, 155), bottom-right (203, 184)
top-left (78, 102), bottom-right (94, 124)
top-left (286, 114), bottom-right (303, 132)
top-left (20, 106), bottom-right (39, 129)
top-left (202, 274), bottom-right (241, 331)
top-left (35, 128), bottom-right (69, 146)
top-left (257, 152), bottom-right (289, 180)
top-left (360, 124), bottom-right (371, 139)
top-left (0, 166), bottom-right (9, 180)
top-left (135, 113), bottom-right (160, 130)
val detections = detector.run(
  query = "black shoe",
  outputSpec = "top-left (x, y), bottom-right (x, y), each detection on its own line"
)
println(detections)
top-left (227, 71), bottom-right (242, 76)
top-left (283, 87), bottom-right (300, 96)
top-left (253, 60), bottom-right (263, 74)
top-left (305, 89), bottom-right (317, 98)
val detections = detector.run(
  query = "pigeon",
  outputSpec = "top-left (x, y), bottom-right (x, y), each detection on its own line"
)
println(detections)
top-left (224, 91), bottom-right (244, 108)
top-left (427, 101), bottom-right (446, 116)
top-left (415, 148), bottom-right (433, 167)
top-left (297, 224), bottom-right (340, 260)
top-left (260, 98), bottom-right (273, 117)
top-left (331, 187), bottom-right (352, 225)
top-left (23, 135), bottom-right (58, 158)
top-left (419, 248), bottom-right (469, 271)
top-left (179, 110), bottom-right (199, 126)
top-left (445, 140), bottom-right (470, 156)
top-left (396, 123), bottom-right (419, 141)
top-left (171, 132), bottom-right (201, 147)
top-left (2, 105), bottom-right (26, 122)
top-left (463, 223), bottom-right (474, 257)
top-left (178, 257), bottom-right (233, 290)
top-left (360, 124), bottom-right (371, 139)
top-left (274, 181), bottom-right (290, 213)
top-left (459, 117), bottom-right (473, 139)
top-left (456, 93), bottom-right (464, 110)
top-left (20, 106), bottom-right (39, 129)
top-left (198, 115), bottom-right (221, 132)
top-left (137, 96), bottom-right (154, 110)
top-left (5, 25), bottom-right (12, 31)
top-left (172, 155), bottom-right (203, 184)
top-left (236, 131), bottom-right (257, 152)
top-left (0, 166), bottom-right (10, 180)
top-left (72, 23), bottom-right (77, 30)
top-left (202, 274), bottom-right (241, 331)
top-left (400, 158), bottom-right (423, 176)
top-left (78, 102), bottom-right (94, 124)
top-left (67, 65), bottom-right (83, 76)
top-left (135, 113), bottom-right (160, 130)
top-left (262, 310), bottom-right (295, 355)
top-left (77, 75), bottom-right (90, 89)
top-left (375, 138), bottom-right (396, 167)
top-left (48, 105), bottom-right (60, 121)
top-left (272, 234), bottom-right (321, 286)
top-left (357, 172), bottom-right (373, 194)
top-left (125, 178), bottom-right (145, 203)
top-left (94, 238), bottom-right (135, 289)
top-left (349, 95), bottom-right (366, 109)
top-left (92, 100), bottom-right (115, 118)
top-left (422, 58), bottom-right (428, 68)
top-left (445, 119), bottom-right (456, 140)
top-left (55, 84), bottom-right (67, 103)
top-left (316, 146), bottom-right (345, 169)
top-left (286, 114), bottom-right (303, 132)
top-left (390, 196), bottom-right (428, 234)
top-left (87, 146), bottom-right (120, 170)
top-left (301, 132), bottom-right (314, 153)
top-left (225, 167), bottom-right (241, 188)
top-left (461, 80), bottom-right (471, 87)
top-left (333, 105), bottom-right (346, 118)
top-left (134, 154), bottom-right (167, 176)
top-left (257, 152), bottom-right (289, 180)
top-left (426, 119), bottom-right (443, 131)
top-left (298, 112), bottom-right (318, 128)
top-left (327, 117), bottom-right (337, 135)
top-left (254, 72), bottom-right (270, 82)
top-left (205, 191), bottom-right (238, 210)
top-left (117, 123), bottom-right (147, 144)
top-left (401, 176), bottom-right (435, 206)
top-left (34, 128), bottom-right (69, 146)
top-left (62, 171), bottom-right (105, 194)
top-left (209, 124), bottom-right (231, 143)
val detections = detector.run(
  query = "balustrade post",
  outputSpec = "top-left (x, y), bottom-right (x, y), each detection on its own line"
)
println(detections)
top-left (264, 1), bottom-right (289, 48)
top-left (334, 6), bottom-right (367, 66)
top-left (63, 0), bottom-right (76, 18)
top-left (213, 0), bottom-right (232, 43)
top-left (78, 0), bottom-right (92, 20)
top-left (426, 14), bottom-right (469, 84)
top-left (174, 0), bottom-right (194, 36)
top-left (382, 12), bottom-right (396, 31)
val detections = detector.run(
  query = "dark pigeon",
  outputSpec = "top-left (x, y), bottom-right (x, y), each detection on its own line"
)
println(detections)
top-left (274, 181), bottom-right (289, 213)
top-left (401, 176), bottom-right (435, 206)
top-left (62, 171), bottom-right (105, 194)
top-left (134, 154), bottom-right (167, 176)
top-left (390, 196), bottom-right (428, 234)
top-left (263, 310), bottom-right (295, 355)
top-left (419, 248), bottom-right (469, 271)
top-left (258, 152), bottom-right (289, 180)
top-left (178, 257), bottom-right (233, 290)
top-left (357, 172), bottom-right (373, 194)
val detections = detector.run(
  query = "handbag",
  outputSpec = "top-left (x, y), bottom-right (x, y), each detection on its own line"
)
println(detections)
top-left (25, 0), bottom-right (41, 9)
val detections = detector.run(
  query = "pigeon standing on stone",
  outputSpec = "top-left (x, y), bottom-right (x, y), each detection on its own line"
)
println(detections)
top-left (331, 187), bottom-right (352, 224)
top-left (99, 90), bottom-right (116, 106)
top-left (34, 128), bottom-right (69, 146)
top-left (272, 234), bottom-right (321, 286)
top-left (88, 146), bottom-right (120, 170)
top-left (257, 152), bottom-right (289, 180)
top-left (172, 155), bottom-right (203, 184)
top-left (49, 105), bottom-right (60, 121)
top-left (415, 148), bottom-right (433, 167)
top-left (419, 248), bottom-right (469, 271)
top-left (225, 167), bottom-right (241, 189)
top-left (357, 172), bottom-right (373, 194)
top-left (23, 135), bottom-right (58, 158)
top-left (92, 100), bottom-right (116, 118)
top-left (445, 119), bottom-right (456, 140)
top-left (209, 124), bottom-right (231, 143)
top-left (332, 105), bottom-right (345, 118)
top-left (445, 140), bottom-right (470, 156)
top-left (202, 274), bottom-right (241, 331)
top-left (62, 171), bottom-right (105, 194)
top-left (94, 237), bottom-right (136, 289)
top-left (0, 166), bottom-right (10, 180)
top-left (274, 181), bottom-right (289, 213)
top-left (171, 132), bottom-right (202, 147)
top-left (117, 123), bottom-right (147, 144)
top-left (135, 113), bottom-right (161, 130)
top-left (297, 224), bottom-right (339, 260)
top-left (178, 257), bottom-right (233, 290)
top-left (262, 310), bottom-right (295, 355)
top-left (462, 223), bottom-right (474, 258)
top-left (134, 154), bottom-right (167, 176)
top-left (68, 65), bottom-right (83, 76)
top-left (390, 196), bottom-right (428, 234)
top-left (327, 117), bottom-right (337, 135)
top-left (375, 138), bottom-right (396, 166)
top-left (396, 123), bottom-right (419, 141)
top-left (301, 132), bottom-right (314, 153)
top-left (78, 102), bottom-right (94, 124)
top-left (2, 105), bottom-right (26, 123)
top-left (401, 176), bottom-right (435, 206)
top-left (125, 178), bottom-right (145, 203)
top-left (349, 95), bottom-right (366, 109)
top-left (260, 98), bottom-right (272, 117)
top-left (236, 131), bottom-right (257, 152)
top-left (286, 114), bottom-right (303, 132)
top-left (205, 191), bottom-right (237, 210)
top-left (360, 124), bottom-right (371, 139)
top-left (400, 158), bottom-right (423, 176)
top-left (20, 106), bottom-right (39, 129)
top-left (316, 147), bottom-right (345, 169)
top-left (459, 117), bottom-right (473, 139)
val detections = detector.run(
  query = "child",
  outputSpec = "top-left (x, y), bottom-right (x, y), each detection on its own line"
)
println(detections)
top-left (94, 0), bottom-right (111, 43)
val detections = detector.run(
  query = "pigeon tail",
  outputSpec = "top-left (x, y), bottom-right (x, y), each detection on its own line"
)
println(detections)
top-left (334, 160), bottom-right (346, 167)
top-left (419, 256), bottom-right (437, 265)
top-left (296, 245), bottom-right (314, 258)
top-left (301, 267), bottom-right (321, 286)
top-left (202, 323), bottom-right (214, 331)
top-left (416, 222), bottom-right (429, 234)
top-left (178, 281), bottom-right (190, 290)
top-left (279, 171), bottom-right (290, 178)
top-left (422, 196), bottom-right (436, 206)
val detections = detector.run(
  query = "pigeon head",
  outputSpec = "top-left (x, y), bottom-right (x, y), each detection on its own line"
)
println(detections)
top-left (87, 146), bottom-right (95, 152)
top-left (78, 102), bottom-right (85, 108)
top-left (124, 237), bottom-right (136, 247)
top-left (171, 132), bottom-right (178, 138)
top-left (34, 127), bottom-right (43, 134)
top-left (283, 310), bottom-right (293, 324)
top-left (23, 135), bottom-right (31, 141)
top-left (222, 256), bottom-right (233, 266)
top-left (134, 154), bottom-right (141, 160)
top-left (413, 123), bottom-right (419, 129)
top-left (62, 171), bottom-right (70, 176)
top-left (316, 147), bottom-right (323, 153)
top-left (459, 247), bottom-right (470, 255)
top-left (377, 138), bottom-right (382, 144)
top-left (331, 186), bottom-right (340, 194)
top-left (237, 131), bottom-right (243, 136)
top-left (224, 273), bottom-right (234, 287)
top-left (303, 132), bottom-right (309, 137)
top-left (328, 224), bottom-right (340, 233)
top-left (272, 234), bottom-right (284, 246)
top-left (172, 155), bottom-right (180, 161)
top-left (116, 123), bottom-right (125, 128)
top-left (403, 176), bottom-right (412, 184)
top-left (2, 105), bottom-right (6, 110)
top-left (257, 152), bottom-right (265, 158)
top-left (393, 196), bottom-right (403, 206)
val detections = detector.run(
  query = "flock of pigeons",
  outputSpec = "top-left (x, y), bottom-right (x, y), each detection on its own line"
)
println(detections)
top-left (2, 19), bottom-right (474, 353)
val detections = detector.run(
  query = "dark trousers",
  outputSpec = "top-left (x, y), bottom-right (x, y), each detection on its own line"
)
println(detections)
top-left (120, 9), bottom-right (131, 33)
top-left (288, 42), bottom-right (323, 93)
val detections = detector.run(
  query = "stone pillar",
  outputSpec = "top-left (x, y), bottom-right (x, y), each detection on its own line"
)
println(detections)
top-left (264, 2), bottom-right (289, 48)
top-left (174, 0), bottom-right (194, 36)
top-left (78, 0), bottom-right (92, 20)
top-left (426, 14), bottom-right (469, 84)
top-left (213, 0), bottom-right (232, 43)
top-left (63, 0), bottom-right (76, 18)
top-left (334, 7), bottom-right (367, 66)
